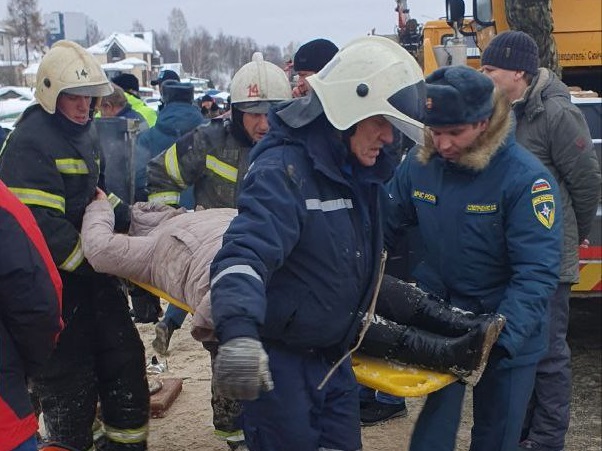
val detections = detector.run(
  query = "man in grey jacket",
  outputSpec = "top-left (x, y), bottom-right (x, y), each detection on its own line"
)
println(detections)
top-left (481, 31), bottom-right (601, 451)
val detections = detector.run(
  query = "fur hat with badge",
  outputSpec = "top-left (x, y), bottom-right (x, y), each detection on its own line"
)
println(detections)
top-left (424, 65), bottom-right (494, 127)
top-left (293, 38), bottom-right (339, 72)
top-left (161, 80), bottom-right (194, 104)
top-left (480, 31), bottom-right (539, 75)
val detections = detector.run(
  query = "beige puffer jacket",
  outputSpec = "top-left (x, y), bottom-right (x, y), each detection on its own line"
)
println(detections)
top-left (81, 199), bottom-right (236, 341)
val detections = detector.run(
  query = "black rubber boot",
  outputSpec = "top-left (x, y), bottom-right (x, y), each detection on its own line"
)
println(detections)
top-left (129, 289), bottom-right (162, 324)
top-left (360, 313), bottom-right (505, 385)
top-left (377, 274), bottom-right (500, 337)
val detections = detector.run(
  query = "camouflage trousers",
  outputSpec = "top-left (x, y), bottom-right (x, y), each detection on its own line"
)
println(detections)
top-left (505, 0), bottom-right (561, 76)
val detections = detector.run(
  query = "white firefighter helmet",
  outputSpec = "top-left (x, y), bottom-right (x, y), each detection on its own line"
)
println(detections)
top-left (35, 40), bottom-right (113, 114)
top-left (307, 35), bottom-right (426, 144)
top-left (230, 52), bottom-right (292, 114)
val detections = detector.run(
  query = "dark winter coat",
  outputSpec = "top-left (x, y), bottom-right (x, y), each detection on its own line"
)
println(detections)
top-left (384, 95), bottom-right (563, 367)
top-left (0, 180), bottom-right (63, 451)
top-left (513, 68), bottom-right (601, 283)
top-left (0, 105), bottom-right (130, 309)
top-left (210, 104), bottom-right (395, 356)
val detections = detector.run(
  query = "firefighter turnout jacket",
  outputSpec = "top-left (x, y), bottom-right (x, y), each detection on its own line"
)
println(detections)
top-left (0, 105), bottom-right (129, 274)
top-left (147, 117), bottom-right (250, 208)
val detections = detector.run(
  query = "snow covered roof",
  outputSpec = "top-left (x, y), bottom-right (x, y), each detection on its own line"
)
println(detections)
top-left (23, 63), bottom-right (39, 75)
top-left (102, 62), bottom-right (134, 71)
top-left (0, 61), bottom-right (25, 68)
top-left (119, 57), bottom-right (149, 68)
top-left (101, 57), bottom-right (148, 72)
top-left (0, 86), bottom-right (35, 101)
top-left (87, 33), bottom-right (153, 55)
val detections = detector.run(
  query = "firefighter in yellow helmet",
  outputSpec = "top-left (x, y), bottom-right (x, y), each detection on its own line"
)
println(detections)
top-left (0, 40), bottom-right (150, 450)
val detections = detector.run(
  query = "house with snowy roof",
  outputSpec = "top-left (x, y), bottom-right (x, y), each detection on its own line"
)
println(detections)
top-left (87, 32), bottom-right (160, 87)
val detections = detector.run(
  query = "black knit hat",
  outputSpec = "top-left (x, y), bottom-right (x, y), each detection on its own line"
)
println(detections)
top-left (481, 31), bottom-right (539, 75)
top-left (293, 39), bottom-right (339, 72)
top-left (424, 65), bottom-right (494, 127)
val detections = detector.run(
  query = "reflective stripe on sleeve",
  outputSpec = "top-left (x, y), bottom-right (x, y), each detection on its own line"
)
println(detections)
top-left (104, 423), bottom-right (149, 444)
top-left (59, 237), bottom-right (84, 272)
top-left (305, 198), bottom-right (353, 212)
top-left (148, 191), bottom-right (180, 205)
top-left (206, 155), bottom-right (238, 183)
top-left (107, 193), bottom-right (122, 209)
top-left (211, 264), bottom-right (262, 288)
top-left (165, 144), bottom-right (186, 188)
top-left (55, 158), bottom-right (89, 174)
top-left (9, 187), bottom-right (66, 213)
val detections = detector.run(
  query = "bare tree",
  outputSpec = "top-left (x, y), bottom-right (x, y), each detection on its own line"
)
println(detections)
top-left (5, 0), bottom-right (45, 65)
top-left (155, 30), bottom-right (178, 63)
top-left (131, 20), bottom-right (145, 32)
top-left (181, 26), bottom-right (212, 77)
top-left (87, 19), bottom-right (104, 46)
top-left (167, 8), bottom-right (188, 64)
top-left (261, 45), bottom-right (284, 67)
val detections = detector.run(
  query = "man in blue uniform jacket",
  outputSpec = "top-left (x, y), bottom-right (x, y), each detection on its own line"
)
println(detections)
top-left (209, 36), bottom-right (426, 451)
top-left (384, 65), bottom-right (563, 451)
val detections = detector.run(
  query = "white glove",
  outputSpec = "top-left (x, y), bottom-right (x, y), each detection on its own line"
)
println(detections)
top-left (213, 337), bottom-right (274, 400)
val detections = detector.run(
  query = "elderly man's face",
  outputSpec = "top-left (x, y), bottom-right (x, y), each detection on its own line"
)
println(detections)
top-left (349, 115), bottom-right (394, 167)
top-left (243, 112), bottom-right (269, 143)
top-left (57, 93), bottom-right (92, 124)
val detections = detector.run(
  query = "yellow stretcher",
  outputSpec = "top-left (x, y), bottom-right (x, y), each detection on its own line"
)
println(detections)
top-left (351, 353), bottom-right (457, 397)
top-left (131, 280), bottom-right (457, 397)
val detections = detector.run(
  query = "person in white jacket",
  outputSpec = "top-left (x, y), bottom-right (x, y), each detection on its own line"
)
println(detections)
top-left (82, 188), bottom-right (236, 341)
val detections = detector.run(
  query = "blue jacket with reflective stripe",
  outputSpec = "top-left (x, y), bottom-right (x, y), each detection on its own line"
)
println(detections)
top-left (210, 109), bottom-right (396, 355)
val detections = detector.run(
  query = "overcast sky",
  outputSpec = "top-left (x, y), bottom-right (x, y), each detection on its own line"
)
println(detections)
top-left (0, 0), bottom-right (452, 48)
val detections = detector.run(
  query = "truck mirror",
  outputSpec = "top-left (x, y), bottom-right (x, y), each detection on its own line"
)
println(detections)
top-left (446, 0), bottom-right (465, 28)
top-left (473, 0), bottom-right (494, 25)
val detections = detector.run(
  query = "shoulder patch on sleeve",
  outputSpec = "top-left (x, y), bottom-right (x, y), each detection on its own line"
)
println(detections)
top-left (532, 193), bottom-right (555, 229)
top-left (531, 178), bottom-right (552, 194)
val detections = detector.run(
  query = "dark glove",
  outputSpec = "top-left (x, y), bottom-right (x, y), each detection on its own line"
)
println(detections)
top-left (213, 337), bottom-right (274, 400)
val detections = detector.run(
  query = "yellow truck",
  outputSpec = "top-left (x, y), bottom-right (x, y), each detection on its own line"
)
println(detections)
top-left (420, 0), bottom-right (602, 95)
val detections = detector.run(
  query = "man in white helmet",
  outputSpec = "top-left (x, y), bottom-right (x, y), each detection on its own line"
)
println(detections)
top-left (0, 40), bottom-right (150, 451)
top-left (209, 36), bottom-right (426, 451)
top-left (146, 52), bottom-right (292, 450)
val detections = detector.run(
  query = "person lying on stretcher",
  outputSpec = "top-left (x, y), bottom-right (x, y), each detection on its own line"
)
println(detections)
top-left (81, 188), bottom-right (505, 385)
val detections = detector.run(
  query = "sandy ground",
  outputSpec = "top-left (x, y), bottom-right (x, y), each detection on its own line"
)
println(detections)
top-left (138, 298), bottom-right (601, 450)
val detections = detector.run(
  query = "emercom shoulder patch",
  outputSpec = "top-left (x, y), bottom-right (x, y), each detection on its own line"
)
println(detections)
top-left (532, 193), bottom-right (555, 229)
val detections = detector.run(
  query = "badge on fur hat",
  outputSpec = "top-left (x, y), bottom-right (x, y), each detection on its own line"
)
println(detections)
top-left (532, 190), bottom-right (555, 229)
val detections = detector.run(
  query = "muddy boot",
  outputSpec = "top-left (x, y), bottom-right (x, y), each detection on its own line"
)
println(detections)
top-left (360, 314), bottom-right (505, 385)
top-left (377, 274), bottom-right (501, 337)
top-left (152, 321), bottom-right (175, 355)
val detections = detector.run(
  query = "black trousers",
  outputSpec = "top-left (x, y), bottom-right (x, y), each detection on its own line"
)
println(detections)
top-left (33, 273), bottom-right (149, 451)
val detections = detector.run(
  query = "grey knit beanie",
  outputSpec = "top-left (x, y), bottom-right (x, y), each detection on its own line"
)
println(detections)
top-left (481, 31), bottom-right (539, 75)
